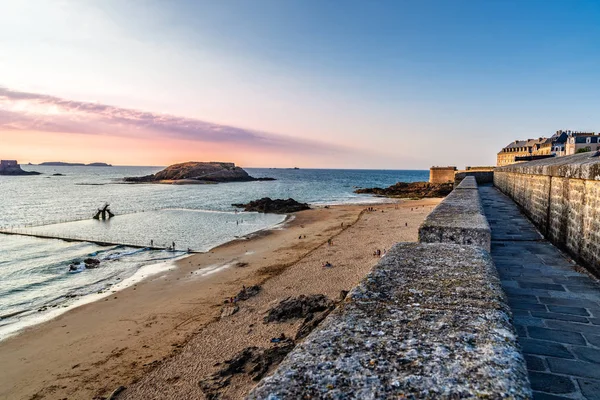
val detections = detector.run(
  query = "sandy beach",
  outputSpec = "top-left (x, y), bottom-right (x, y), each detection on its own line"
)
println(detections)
top-left (0, 199), bottom-right (440, 400)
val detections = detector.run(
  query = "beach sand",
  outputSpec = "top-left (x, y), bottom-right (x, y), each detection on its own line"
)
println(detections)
top-left (0, 199), bottom-right (440, 400)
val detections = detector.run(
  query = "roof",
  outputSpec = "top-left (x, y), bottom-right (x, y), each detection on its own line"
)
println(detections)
top-left (574, 136), bottom-right (600, 144)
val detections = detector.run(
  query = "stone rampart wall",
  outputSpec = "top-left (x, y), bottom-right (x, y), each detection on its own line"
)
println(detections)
top-left (454, 170), bottom-right (494, 186)
top-left (248, 176), bottom-right (530, 399)
top-left (495, 152), bottom-right (600, 277)
top-left (419, 176), bottom-right (491, 251)
top-left (248, 244), bottom-right (530, 399)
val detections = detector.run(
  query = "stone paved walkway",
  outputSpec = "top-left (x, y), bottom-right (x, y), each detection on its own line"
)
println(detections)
top-left (479, 185), bottom-right (600, 400)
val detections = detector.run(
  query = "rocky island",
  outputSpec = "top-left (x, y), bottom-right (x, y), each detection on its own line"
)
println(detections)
top-left (355, 181), bottom-right (453, 198)
top-left (124, 161), bottom-right (275, 184)
top-left (40, 162), bottom-right (112, 167)
top-left (232, 198), bottom-right (310, 213)
top-left (0, 160), bottom-right (41, 176)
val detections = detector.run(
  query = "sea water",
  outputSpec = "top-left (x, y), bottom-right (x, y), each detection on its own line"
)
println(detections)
top-left (0, 166), bottom-right (427, 338)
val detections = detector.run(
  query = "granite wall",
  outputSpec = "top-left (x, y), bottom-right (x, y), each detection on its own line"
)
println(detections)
top-left (494, 152), bottom-right (600, 277)
top-left (419, 176), bottom-right (491, 251)
top-left (248, 176), bottom-right (531, 399)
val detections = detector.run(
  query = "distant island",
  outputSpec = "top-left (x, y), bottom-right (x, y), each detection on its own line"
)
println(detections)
top-left (39, 162), bottom-right (112, 167)
top-left (124, 161), bottom-right (276, 184)
top-left (0, 160), bottom-right (41, 176)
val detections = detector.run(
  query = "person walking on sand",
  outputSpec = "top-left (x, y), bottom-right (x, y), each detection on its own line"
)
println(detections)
top-left (172, 241), bottom-right (175, 251)
top-left (150, 239), bottom-right (154, 247)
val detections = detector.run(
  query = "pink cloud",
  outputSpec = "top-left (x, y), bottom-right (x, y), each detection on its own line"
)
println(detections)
top-left (0, 87), bottom-right (349, 155)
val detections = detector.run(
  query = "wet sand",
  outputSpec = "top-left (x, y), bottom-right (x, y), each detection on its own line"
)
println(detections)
top-left (0, 199), bottom-right (440, 400)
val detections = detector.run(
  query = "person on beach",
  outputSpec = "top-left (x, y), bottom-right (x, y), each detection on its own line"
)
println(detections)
top-left (172, 241), bottom-right (175, 250)
top-left (150, 239), bottom-right (154, 247)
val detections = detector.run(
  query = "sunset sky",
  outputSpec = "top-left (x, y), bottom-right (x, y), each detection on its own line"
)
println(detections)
top-left (1, 0), bottom-right (599, 168)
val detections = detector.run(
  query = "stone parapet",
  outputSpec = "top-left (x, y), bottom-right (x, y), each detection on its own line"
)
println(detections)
top-left (495, 152), bottom-right (600, 277)
top-left (496, 151), bottom-right (600, 180)
top-left (454, 170), bottom-right (494, 186)
top-left (419, 176), bottom-right (491, 251)
top-left (248, 243), bottom-right (531, 399)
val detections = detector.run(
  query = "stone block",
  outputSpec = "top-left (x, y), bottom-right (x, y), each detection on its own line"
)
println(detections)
top-left (530, 311), bottom-right (589, 323)
top-left (571, 347), bottom-right (600, 363)
top-left (527, 327), bottom-right (586, 345)
top-left (528, 372), bottom-right (576, 394)
top-left (578, 379), bottom-right (600, 400)
top-left (524, 355), bottom-right (546, 371)
top-left (547, 358), bottom-right (600, 379)
top-left (519, 339), bottom-right (575, 359)
top-left (546, 305), bottom-right (590, 316)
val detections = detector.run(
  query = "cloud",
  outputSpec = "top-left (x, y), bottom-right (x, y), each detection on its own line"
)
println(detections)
top-left (0, 87), bottom-right (347, 154)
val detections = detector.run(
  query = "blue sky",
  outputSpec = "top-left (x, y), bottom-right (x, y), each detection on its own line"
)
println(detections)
top-left (1, 0), bottom-right (599, 167)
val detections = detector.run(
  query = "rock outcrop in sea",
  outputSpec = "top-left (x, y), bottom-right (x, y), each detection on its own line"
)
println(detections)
top-left (354, 181), bottom-right (453, 198)
top-left (232, 198), bottom-right (310, 214)
top-left (123, 161), bottom-right (275, 184)
top-left (0, 160), bottom-right (41, 176)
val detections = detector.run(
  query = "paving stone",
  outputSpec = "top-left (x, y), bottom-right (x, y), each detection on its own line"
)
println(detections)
top-left (578, 379), bottom-right (600, 400)
top-left (545, 320), bottom-right (600, 336)
top-left (547, 305), bottom-right (591, 316)
top-left (510, 302), bottom-right (548, 312)
top-left (511, 294), bottom-right (543, 304)
top-left (515, 316), bottom-right (546, 327)
top-left (528, 327), bottom-right (586, 345)
top-left (507, 287), bottom-right (552, 298)
top-left (532, 393), bottom-right (576, 400)
top-left (528, 372), bottom-right (576, 394)
top-left (531, 311), bottom-right (589, 323)
top-left (516, 325), bottom-right (528, 337)
top-left (547, 358), bottom-right (600, 379)
top-left (520, 282), bottom-right (567, 292)
top-left (516, 277), bottom-right (561, 284)
top-left (480, 185), bottom-right (600, 397)
top-left (571, 347), bottom-right (600, 363)
top-left (519, 338), bottom-right (575, 359)
top-left (587, 335), bottom-right (600, 347)
top-left (539, 297), bottom-right (600, 309)
top-left (525, 355), bottom-right (546, 371)
top-left (513, 309), bottom-right (532, 317)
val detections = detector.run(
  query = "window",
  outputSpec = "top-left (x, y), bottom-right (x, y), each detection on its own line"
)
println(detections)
top-left (586, 137), bottom-right (591, 144)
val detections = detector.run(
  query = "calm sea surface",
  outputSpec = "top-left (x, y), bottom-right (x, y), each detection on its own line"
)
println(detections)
top-left (0, 166), bottom-right (427, 338)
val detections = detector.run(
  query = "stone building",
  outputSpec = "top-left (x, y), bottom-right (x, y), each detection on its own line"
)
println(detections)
top-left (497, 130), bottom-right (594, 166)
top-left (497, 138), bottom-right (552, 166)
top-left (0, 160), bottom-right (18, 172)
top-left (429, 166), bottom-right (457, 183)
top-left (565, 133), bottom-right (600, 155)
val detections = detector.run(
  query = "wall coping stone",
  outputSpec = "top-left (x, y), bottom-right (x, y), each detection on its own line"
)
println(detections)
top-left (455, 175), bottom-right (478, 189)
top-left (495, 151), bottom-right (600, 180)
top-left (419, 177), bottom-right (491, 251)
top-left (247, 243), bottom-right (531, 399)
